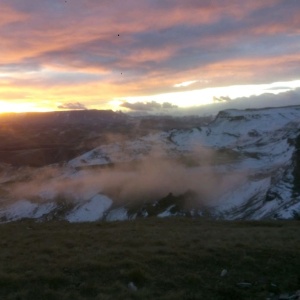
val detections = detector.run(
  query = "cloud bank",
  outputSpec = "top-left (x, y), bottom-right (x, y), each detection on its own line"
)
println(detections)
top-left (179, 88), bottom-right (300, 116)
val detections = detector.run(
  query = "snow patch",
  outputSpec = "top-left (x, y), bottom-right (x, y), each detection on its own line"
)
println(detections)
top-left (157, 205), bottom-right (176, 218)
top-left (0, 200), bottom-right (56, 222)
top-left (105, 207), bottom-right (128, 221)
top-left (66, 194), bottom-right (112, 222)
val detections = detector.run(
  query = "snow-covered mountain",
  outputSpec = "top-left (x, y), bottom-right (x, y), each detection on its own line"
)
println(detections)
top-left (1, 105), bottom-right (300, 222)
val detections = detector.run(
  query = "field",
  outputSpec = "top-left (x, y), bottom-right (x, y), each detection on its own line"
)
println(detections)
top-left (0, 218), bottom-right (299, 299)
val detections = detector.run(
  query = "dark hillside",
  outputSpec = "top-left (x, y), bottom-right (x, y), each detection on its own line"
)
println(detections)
top-left (0, 111), bottom-right (210, 167)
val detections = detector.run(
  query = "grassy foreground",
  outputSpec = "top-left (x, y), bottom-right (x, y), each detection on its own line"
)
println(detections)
top-left (0, 218), bottom-right (299, 300)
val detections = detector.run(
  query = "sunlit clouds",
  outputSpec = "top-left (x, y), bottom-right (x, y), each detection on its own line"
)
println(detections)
top-left (174, 81), bottom-right (199, 88)
top-left (119, 80), bottom-right (300, 113)
top-left (0, 0), bottom-right (300, 113)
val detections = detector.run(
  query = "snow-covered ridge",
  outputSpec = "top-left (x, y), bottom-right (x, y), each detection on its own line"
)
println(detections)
top-left (172, 105), bottom-right (300, 148)
top-left (1, 105), bottom-right (300, 222)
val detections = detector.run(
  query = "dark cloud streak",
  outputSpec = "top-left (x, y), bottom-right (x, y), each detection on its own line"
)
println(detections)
top-left (121, 101), bottom-right (178, 111)
top-left (57, 102), bottom-right (87, 110)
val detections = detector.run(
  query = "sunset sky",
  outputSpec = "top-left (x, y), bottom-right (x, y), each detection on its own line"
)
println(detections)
top-left (1, 0), bottom-right (300, 113)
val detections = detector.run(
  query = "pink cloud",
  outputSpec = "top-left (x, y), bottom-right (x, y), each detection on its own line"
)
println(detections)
top-left (0, 0), bottom-right (299, 108)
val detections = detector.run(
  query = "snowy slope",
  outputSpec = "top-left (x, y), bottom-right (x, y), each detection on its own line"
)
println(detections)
top-left (1, 105), bottom-right (300, 222)
top-left (66, 194), bottom-right (113, 222)
top-left (68, 132), bottom-right (178, 168)
top-left (172, 106), bottom-right (300, 219)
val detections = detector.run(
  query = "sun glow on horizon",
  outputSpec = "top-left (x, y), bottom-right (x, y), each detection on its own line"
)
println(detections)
top-left (0, 79), bottom-right (299, 114)
top-left (0, 101), bottom-right (54, 114)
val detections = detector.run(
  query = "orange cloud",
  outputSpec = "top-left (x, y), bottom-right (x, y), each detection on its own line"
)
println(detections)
top-left (0, 4), bottom-right (29, 26)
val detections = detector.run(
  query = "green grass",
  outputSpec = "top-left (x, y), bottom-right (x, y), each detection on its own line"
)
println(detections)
top-left (0, 218), bottom-right (299, 299)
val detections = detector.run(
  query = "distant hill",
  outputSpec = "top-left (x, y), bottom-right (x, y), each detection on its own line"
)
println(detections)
top-left (0, 110), bottom-right (129, 166)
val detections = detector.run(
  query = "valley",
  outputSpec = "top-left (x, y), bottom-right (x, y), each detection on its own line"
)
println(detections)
top-left (0, 106), bottom-right (300, 222)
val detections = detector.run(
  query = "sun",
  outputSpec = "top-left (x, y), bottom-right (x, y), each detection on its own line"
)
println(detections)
top-left (0, 101), bottom-right (53, 114)
top-left (0, 102), bottom-right (32, 113)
